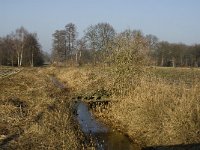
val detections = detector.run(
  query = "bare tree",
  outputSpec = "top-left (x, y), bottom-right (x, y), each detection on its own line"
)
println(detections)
top-left (146, 34), bottom-right (159, 65)
top-left (15, 27), bottom-right (28, 67)
top-left (84, 22), bottom-right (116, 63)
top-left (65, 23), bottom-right (77, 59)
top-left (0, 27), bottom-right (44, 67)
top-left (76, 38), bottom-right (87, 64)
top-left (52, 30), bottom-right (66, 62)
top-left (24, 33), bottom-right (43, 67)
top-left (0, 35), bottom-right (17, 66)
top-left (52, 23), bottom-right (78, 64)
top-left (84, 22), bottom-right (116, 51)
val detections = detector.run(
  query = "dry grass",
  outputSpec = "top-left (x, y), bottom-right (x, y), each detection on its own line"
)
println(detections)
top-left (0, 66), bottom-right (22, 78)
top-left (151, 67), bottom-right (200, 84)
top-left (56, 66), bottom-right (109, 97)
top-left (105, 75), bottom-right (200, 146)
top-left (0, 67), bottom-right (81, 149)
top-left (57, 66), bottom-right (200, 147)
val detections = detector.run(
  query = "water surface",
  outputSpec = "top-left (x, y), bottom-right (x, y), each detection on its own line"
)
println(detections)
top-left (76, 101), bottom-right (140, 150)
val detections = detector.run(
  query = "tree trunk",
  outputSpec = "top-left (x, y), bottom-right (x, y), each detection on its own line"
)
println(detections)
top-left (172, 57), bottom-right (176, 67)
top-left (75, 52), bottom-right (78, 63)
top-left (79, 50), bottom-right (82, 58)
top-left (195, 61), bottom-right (198, 67)
top-left (31, 51), bottom-right (34, 67)
top-left (161, 55), bottom-right (164, 66)
top-left (186, 58), bottom-right (188, 67)
top-left (180, 55), bottom-right (183, 67)
top-left (19, 33), bottom-right (24, 67)
top-left (19, 51), bottom-right (23, 66)
top-left (17, 52), bottom-right (20, 67)
top-left (11, 58), bottom-right (13, 67)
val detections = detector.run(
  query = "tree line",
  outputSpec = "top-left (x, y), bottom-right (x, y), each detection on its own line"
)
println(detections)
top-left (52, 22), bottom-right (141, 65)
top-left (52, 22), bottom-right (200, 67)
top-left (152, 42), bottom-right (200, 67)
top-left (1, 24), bottom-right (198, 67)
top-left (0, 26), bottom-right (44, 67)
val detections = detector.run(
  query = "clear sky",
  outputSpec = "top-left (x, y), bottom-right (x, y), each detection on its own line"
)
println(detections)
top-left (0, 0), bottom-right (200, 52)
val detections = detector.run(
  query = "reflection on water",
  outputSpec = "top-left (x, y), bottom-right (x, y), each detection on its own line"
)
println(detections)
top-left (94, 132), bottom-right (138, 150)
top-left (77, 101), bottom-right (108, 133)
top-left (76, 101), bottom-right (140, 150)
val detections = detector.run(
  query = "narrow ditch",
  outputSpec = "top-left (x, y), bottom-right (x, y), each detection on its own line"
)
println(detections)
top-left (75, 100), bottom-right (140, 150)
top-left (50, 76), bottom-right (140, 149)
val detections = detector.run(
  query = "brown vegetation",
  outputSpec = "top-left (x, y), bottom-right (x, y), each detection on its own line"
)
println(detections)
top-left (50, 25), bottom-right (200, 148)
top-left (57, 66), bottom-right (200, 147)
top-left (1, 22), bottom-right (200, 149)
top-left (0, 67), bottom-right (81, 149)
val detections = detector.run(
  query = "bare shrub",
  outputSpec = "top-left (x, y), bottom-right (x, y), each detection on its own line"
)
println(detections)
top-left (107, 30), bottom-right (150, 96)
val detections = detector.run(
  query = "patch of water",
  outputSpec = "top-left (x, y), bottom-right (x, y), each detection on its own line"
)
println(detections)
top-left (49, 76), bottom-right (139, 149)
top-left (76, 101), bottom-right (140, 150)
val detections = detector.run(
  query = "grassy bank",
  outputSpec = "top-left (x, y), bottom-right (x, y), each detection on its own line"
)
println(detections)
top-left (0, 67), bottom-right (81, 149)
top-left (57, 66), bottom-right (200, 147)
top-left (2, 66), bottom-right (199, 148)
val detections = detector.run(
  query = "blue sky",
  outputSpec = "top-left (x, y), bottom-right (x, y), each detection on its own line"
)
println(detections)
top-left (0, 0), bottom-right (200, 52)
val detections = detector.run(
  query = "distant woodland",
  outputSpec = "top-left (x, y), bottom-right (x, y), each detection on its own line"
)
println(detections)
top-left (51, 22), bottom-right (200, 67)
top-left (0, 27), bottom-right (44, 66)
top-left (1, 23), bottom-right (200, 67)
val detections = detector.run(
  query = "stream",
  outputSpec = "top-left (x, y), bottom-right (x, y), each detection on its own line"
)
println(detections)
top-left (76, 101), bottom-right (140, 150)
top-left (50, 76), bottom-right (200, 150)
top-left (50, 76), bottom-right (139, 149)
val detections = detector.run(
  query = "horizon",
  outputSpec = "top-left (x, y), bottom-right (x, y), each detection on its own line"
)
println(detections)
top-left (1, 0), bottom-right (200, 52)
